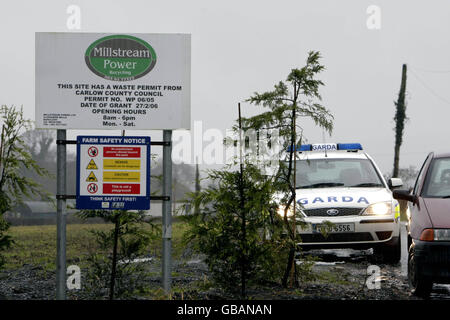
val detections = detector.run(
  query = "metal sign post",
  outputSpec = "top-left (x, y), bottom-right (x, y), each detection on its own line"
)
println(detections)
top-left (56, 129), bottom-right (67, 300)
top-left (162, 130), bottom-right (173, 293)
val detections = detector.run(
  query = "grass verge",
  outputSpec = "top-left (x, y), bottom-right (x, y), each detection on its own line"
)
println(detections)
top-left (3, 219), bottom-right (188, 272)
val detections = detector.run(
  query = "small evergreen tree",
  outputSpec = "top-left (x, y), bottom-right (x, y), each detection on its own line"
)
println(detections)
top-left (78, 210), bottom-right (160, 299)
top-left (182, 163), bottom-right (286, 297)
top-left (240, 51), bottom-right (334, 286)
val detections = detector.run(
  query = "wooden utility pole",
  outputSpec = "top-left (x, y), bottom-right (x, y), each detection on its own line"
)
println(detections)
top-left (393, 64), bottom-right (407, 178)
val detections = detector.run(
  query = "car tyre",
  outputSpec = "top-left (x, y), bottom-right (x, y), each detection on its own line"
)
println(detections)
top-left (408, 246), bottom-right (433, 298)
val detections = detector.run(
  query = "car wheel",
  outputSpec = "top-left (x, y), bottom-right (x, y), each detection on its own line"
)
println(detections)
top-left (375, 236), bottom-right (401, 264)
top-left (408, 246), bottom-right (433, 298)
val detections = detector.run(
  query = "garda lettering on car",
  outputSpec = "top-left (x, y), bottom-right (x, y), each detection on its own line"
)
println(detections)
top-left (298, 196), bottom-right (369, 205)
top-left (311, 143), bottom-right (337, 151)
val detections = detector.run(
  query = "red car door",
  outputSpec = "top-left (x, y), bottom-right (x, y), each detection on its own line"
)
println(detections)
top-left (409, 153), bottom-right (434, 241)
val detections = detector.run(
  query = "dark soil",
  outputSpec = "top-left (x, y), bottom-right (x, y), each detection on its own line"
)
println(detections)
top-left (1, 248), bottom-right (449, 300)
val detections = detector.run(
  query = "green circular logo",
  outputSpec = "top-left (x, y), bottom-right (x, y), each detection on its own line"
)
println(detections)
top-left (85, 35), bottom-right (157, 81)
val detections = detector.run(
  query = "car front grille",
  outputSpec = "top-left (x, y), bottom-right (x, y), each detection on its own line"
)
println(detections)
top-left (376, 231), bottom-right (393, 240)
top-left (299, 232), bottom-right (374, 243)
top-left (302, 207), bottom-right (363, 217)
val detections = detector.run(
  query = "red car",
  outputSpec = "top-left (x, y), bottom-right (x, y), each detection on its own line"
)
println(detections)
top-left (394, 152), bottom-right (450, 297)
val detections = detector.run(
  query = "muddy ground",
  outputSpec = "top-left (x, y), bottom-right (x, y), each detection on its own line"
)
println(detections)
top-left (1, 247), bottom-right (450, 300)
top-left (1, 223), bottom-right (450, 300)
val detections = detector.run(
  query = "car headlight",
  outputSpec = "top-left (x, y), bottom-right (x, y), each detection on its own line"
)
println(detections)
top-left (362, 202), bottom-right (392, 216)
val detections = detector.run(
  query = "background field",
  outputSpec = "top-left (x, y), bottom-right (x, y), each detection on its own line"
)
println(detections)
top-left (3, 221), bottom-right (189, 272)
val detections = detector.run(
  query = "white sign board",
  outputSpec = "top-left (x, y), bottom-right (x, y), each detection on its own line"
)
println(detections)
top-left (35, 33), bottom-right (191, 130)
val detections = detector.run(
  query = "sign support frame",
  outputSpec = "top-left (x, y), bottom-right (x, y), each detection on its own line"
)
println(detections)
top-left (55, 133), bottom-right (174, 299)
top-left (162, 130), bottom-right (173, 293)
top-left (56, 129), bottom-right (67, 300)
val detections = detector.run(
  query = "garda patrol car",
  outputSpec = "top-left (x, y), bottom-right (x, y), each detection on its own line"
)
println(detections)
top-left (280, 143), bottom-right (403, 263)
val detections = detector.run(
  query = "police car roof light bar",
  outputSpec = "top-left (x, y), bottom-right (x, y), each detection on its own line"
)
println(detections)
top-left (286, 145), bottom-right (312, 152)
top-left (299, 145), bottom-right (312, 151)
top-left (286, 143), bottom-right (363, 152)
top-left (337, 143), bottom-right (363, 151)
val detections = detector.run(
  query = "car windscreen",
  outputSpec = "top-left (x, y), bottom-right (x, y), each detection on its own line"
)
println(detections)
top-left (283, 158), bottom-right (384, 189)
top-left (421, 157), bottom-right (450, 198)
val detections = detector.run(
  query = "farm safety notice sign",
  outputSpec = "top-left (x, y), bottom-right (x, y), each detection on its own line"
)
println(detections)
top-left (35, 32), bottom-right (191, 130)
top-left (76, 136), bottom-right (151, 210)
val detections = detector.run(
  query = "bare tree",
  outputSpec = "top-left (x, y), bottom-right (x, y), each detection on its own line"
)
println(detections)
top-left (22, 129), bottom-right (56, 163)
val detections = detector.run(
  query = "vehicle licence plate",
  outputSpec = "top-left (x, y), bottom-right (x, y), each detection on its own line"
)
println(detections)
top-left (312, 223), bottom-right (355, 234)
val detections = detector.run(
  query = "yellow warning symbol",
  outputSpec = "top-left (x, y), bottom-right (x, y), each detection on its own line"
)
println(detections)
top-left (86, 171), bottom-right (98, 182)
top-left (87, 159), bottom-right (98, 170)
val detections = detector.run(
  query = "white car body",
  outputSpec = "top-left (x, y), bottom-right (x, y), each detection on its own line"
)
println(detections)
top-left (281, 144), bottom-right (401, 249)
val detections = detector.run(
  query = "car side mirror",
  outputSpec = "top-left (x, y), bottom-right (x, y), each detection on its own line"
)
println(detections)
top-left (393, 189), bottom-right (416, 203)
top-left (388, 177), bottom-right (403, 189)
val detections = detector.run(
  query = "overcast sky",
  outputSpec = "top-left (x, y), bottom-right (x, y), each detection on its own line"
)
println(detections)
top-left (1, 0), bottom-right (450, 174)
